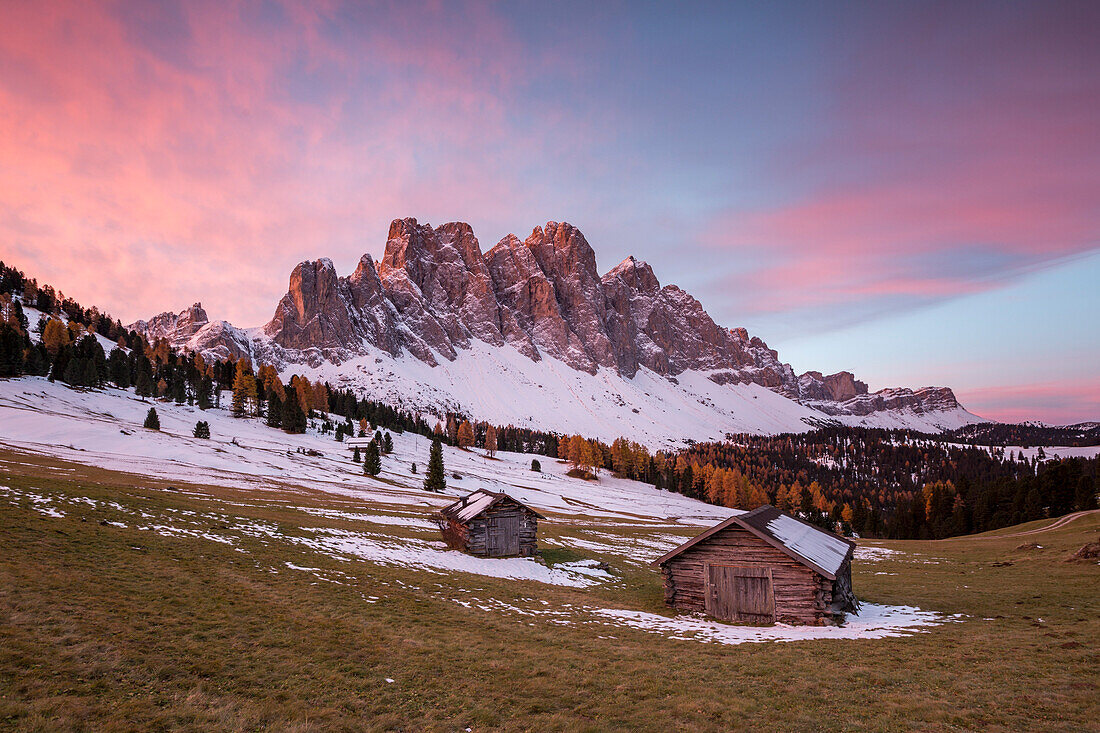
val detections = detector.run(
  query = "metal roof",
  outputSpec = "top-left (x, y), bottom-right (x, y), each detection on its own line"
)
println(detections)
top-left (652, 505), bottom-right (855, 579)
top-left (439, 489), bottom-right (544, 523)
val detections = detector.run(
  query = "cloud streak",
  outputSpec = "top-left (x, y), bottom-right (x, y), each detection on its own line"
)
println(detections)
top-left (0, 0), bottom-right (589, 325)
top-left (698, 1), bottom-right (1100, 333)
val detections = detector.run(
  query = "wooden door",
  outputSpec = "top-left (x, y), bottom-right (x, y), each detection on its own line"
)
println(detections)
top-left (487, 514), bottom-right (521, 556)
top-left (705, 565), bottom-right (775, 624)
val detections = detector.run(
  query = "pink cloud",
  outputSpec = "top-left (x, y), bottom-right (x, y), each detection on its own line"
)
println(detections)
top-left (959, 380), bottom-right (1100, 425)
top-left (700, 3), bottom-right (1100, 326)
top-left (0, 1), bottom-right (584, 325)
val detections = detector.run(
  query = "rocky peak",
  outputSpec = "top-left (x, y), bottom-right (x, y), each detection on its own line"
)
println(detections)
top-left (264, 258), bottom-right (358, 353)
top-left (131, 215), bottom-right (967, 424)
top-left (799, 371), bottom-right (869, 402)
top-left (603, 256), bottom-right (660, 296)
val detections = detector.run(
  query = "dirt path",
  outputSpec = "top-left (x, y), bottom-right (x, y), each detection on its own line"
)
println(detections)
top-left (977, 509), bottom-right (1099, 539)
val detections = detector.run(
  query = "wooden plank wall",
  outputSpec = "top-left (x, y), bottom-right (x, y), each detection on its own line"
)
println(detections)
top-left (460, 504), bottom-right (538, 558)
top-left (662, 524), bottom-right (836, 625)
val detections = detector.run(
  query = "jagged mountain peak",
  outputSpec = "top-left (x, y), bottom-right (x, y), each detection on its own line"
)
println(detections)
top-left (130, 217), bottom-right (977, 439)
top-left (604, 256), bottom-right (660, 295)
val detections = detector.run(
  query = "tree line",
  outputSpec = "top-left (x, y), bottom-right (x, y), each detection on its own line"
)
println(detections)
top-left (660, 428), bottom-right (1097, 539)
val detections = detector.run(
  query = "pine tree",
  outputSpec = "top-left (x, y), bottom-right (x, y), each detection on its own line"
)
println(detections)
top-left (231, 360), bottom-right (258, 417)
top-left (424, 435), bottom-right (446, 492)
top-left (281, 388), bottom-right (306, 434)
top-left (266, 393), bottom-right (283, 428)
top-left (1076, 475), bottom-right (1097, 511)
top-left (197, 375), bottom-right (213, 410)
top-left (0, 323), bottom-right (25, 377)
top-left (134, 369), bottom-right (154, 400)
top-left (108, 348), bottom-right (130, 388)
top-left (383, 432), bottom-right (393, 454)
top-left (172, 375), bottom-right (187, 404)
top-left (353, 445), bottom-right (361, 462)
top-left (456, 420), bottom-right (474, 449)
top-left (143, 407), bottom-right (160, 430)
top-left (41, 318), bottom-right (70, 357)
top-left (363, 440), bottom-right (381, 476)
top-left (484, 425), bottom-right (497, 457)
top-left (193, 420), bottom-right (210, 439)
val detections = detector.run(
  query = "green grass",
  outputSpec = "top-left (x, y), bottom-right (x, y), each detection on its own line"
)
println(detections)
top-left (1, 448), bottom-right (1098, 732)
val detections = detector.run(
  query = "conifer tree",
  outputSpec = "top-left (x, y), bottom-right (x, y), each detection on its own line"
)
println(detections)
top-left (143, 407), bottom-right (160, 430)
top-left (134, 369), bottom-right (154, 400)
top-left (48, 344), bottom-right (70, 383)
top-left (383, 432), bottom-right (393, 454)
top-left (281, 388), bottom-right (306, 434)
top-left (193, 420), bottom-right (210, 439)
top-left (363, 440), bottom-right (381, 476)
top-left (266, 393), bottom-right (283, 428)
top-left (353, 445), bottom-right (361, 463)
top-left (172, 375), bottom-right (187, 404)
top-left (197, 375), bottom-right (213, 410)
top-left (531, 458), bottom-right (541, 472)
top-left (456, 420), bottom-right (474, 449)
top-left (231, 360), bottom-right (258, 417)
top-left (0, 323), bottom-right (25, 377)
top-left (484, 425), bottom-right (497, 457)
top-left (41, 318), bottom-right (70, 357)
top-left (24, 342), bottom-right (48, 376)
top-left (423, 435), bottom-right (446, 492)
top-left (108, 348), bottom-right (129, 388)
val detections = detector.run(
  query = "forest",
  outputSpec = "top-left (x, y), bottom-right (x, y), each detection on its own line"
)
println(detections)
top-left (662, 429), bottom-right (1097, 539)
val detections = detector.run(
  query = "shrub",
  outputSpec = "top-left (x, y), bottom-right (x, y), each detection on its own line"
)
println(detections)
top-left (143, 407), bottom-right (160, 431)
top-left (193, 421), bottom-right (210, 439)
top-left (531, 459), bottom-right (541, 473)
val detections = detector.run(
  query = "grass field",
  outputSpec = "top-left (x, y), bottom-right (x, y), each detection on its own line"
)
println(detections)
top-left (2, 448), bottom-right (1097, 732)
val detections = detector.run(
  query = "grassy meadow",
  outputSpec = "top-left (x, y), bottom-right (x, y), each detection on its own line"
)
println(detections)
top-left (1, 448), bottom-right (1097, 732)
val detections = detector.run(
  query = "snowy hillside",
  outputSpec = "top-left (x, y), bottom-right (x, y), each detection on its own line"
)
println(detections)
top-left (0, 375), bottom-right (960, 644)
top-left (286, 342), bottom-right (983, 448)
top-left (0, 377), bottom-right (734, 525)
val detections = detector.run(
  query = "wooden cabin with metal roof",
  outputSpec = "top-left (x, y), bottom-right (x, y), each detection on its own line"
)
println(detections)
top-left (653, 505), bottom-right (858, 626)
top-left (438, 489), bottom-right (543, 558)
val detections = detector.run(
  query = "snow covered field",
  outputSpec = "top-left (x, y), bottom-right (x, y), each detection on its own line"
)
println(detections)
top-left (0, 376), bottom-right (963, 645)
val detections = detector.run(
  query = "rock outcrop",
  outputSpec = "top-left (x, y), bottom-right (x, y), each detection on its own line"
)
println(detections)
top-left (130, 218), bottom-right (966, 420)
top-left (129, 303), bottom-right (251, 362)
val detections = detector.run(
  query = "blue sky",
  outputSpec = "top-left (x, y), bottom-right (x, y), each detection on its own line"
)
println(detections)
top-left (1, 1), bottom-right (1096, 422)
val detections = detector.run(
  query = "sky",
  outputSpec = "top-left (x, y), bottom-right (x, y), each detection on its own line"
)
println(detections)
top-left (0, 0), bottom-right (1097, 424)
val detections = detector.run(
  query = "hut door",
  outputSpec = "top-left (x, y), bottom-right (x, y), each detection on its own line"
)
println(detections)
top-left (487, 515), bottom-right (520, 556)
top-left (705, 565), bottom-right (774, 624)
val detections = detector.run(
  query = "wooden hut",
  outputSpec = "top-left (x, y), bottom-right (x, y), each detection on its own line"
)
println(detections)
top-left (438, 489), bottom-right (542, 558)
top-left (653, 505), bottom-right (858, 625)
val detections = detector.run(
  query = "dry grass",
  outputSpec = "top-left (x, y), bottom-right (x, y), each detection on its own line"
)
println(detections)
top-left (1, 449), bottom-right (1097, 732)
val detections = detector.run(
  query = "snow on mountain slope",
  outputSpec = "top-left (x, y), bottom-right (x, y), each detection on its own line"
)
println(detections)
top-left (21, 303), bottom-right (119, 355)
top-left (287, 341), bottom-right (983, 448)
top-left (0, 377), bottom-right (734, 524)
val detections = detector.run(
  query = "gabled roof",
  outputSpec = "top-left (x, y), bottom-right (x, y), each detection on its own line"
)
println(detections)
top-left (439, 489), bottom-right (544, 524)
top-left (652, 505), bottom-right (855, 579)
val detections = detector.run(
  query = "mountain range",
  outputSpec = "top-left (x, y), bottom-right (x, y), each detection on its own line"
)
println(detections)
top-left (130, 218), bottom-right (981, 445)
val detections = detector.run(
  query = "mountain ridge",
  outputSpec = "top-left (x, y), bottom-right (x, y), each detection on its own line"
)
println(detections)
top-left (129, 217), bottom-right (978, 442)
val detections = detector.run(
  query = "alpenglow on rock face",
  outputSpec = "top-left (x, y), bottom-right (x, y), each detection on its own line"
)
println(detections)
top-left (130, 217), bottom-right (964, 422)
